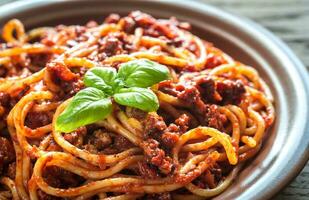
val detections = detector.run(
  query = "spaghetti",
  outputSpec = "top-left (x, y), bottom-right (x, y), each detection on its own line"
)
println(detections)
top-left (0, 11), bottom-right (275, 199)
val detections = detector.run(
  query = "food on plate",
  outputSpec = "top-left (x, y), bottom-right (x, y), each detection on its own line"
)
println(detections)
top-left (0, 11), bottom-right (275, 199)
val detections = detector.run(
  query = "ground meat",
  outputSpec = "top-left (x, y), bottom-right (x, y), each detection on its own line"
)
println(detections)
top-left (25, 112), bottom-right (51, 129)
top-left (90, 133), bottom-right (134, 155)
top-left (63, 127), bottom-right (87, 148)
top-left (143, 112), bottom-right (189, 149)
top-left (46, 62), bottom-right (84, 100)
top-left (0, 92), bottom-right (10, 107)
top-left (160, 114), bottom-right (189, 148)
top-left (156, 23), bottom-right (177, 39)
top-left (99, 36), bottom-right (122, 57)
top-left (122, 16), bottom-right (136, 33)
top-left (41, 34), bottom-right (55, 46)
top-left (194, 170), bottom-right (214, 189)
top-left (216, 80), bottom-right (246, 105)
top-left (204, 105), bottom-right (227, 131)
top-left (129, 11), bottom-right (176, 39)
top-left (204, 170), bottom-right (217, 188)
top-left (5, 162), bottom-right (16, 179)
top-left (161, 125), bottom-right (179, 148)
top-left (204, 53), bottom-right (225, 69)
top-left (37, 189), bottom-right (62, 200)
top-left (142, 113), bottom-right (189, 149)
top-left (142, 27), bottom-right (159, 39)
top-left (141, 139), bottom-right (173, 174)
top-left (47, 62), bottom-right (77, 83)
top-left (166, 37), bottom-right (183, 48)
top-left (43, 166), bottom-right (84, 189)
top-left (177, 86), bottom-right (200, 105)
top-left (130, 11), bottom-right (155, 28)
top-left (157, 109), bottom-right (175, 126)
top-left (137, 161), bottom-right (160, 179)
top-left (47, 62), bottom-right (84, 99)
top-left (158, 80), bottom-right (179, 96)
top-left (178, 86), bottom-right (210, 117)
top-left (0, 137), bottom-right (15, 174)
top-left (177, 74), bottom-right (245, 106)
top-left (144, 193), bottom-right (172, 200)
top-left (41, 25), bottom-right (85, 47)
top-left (0, 67), bottom-right (7, 77)
top-left (210, 164), bottom-right (223, 184)
top-left (10, 55), bottom-right (29, 70)
top-left (87, 130), bottom-right (112, 151)
top-left (175, 114), bottom-right (190, 133)
top-left (113, 134), bottom-right (134, 152)
top-left (196, 77), bottom-right (217, 103)
top-left (169, 16), bottom-right (191, 31)
top-left (194, 164), bottom-right (223, 189)
top-left (28, 53), bottom-right (52, 72)
top-left (161, 73), bottom-right (231, 131)
top-left (65, 79), bottom-right (84, 97)
top-left (126, 108), bottom-right (147, 120)
top-left (143, 114), bottom-right (167, 140)
top-left (104, 13), bottom-right (121, 24)
top-left (82, 143), bottom-right (97, 154)
top-left (46, 139), bottom-right (62, 152)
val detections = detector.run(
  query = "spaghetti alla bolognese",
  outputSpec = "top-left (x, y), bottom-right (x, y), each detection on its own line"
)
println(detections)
top-left (0, 11), bottom-right (275, 200)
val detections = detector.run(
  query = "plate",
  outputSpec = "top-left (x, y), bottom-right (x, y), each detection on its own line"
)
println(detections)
top-left (0, 0), bottom-right (308, 199)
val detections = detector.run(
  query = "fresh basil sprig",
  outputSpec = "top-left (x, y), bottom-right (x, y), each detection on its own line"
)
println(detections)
top-left (56, 88), bottom-right (113, 133)
top-left (83, 67), bottom-right (117, 95)
top-left (117, 59), bottom-right (170, 88)
top-left (114, 87), bottom-right (159, 112)
top-left (55, 59), bottom-right (170, 133)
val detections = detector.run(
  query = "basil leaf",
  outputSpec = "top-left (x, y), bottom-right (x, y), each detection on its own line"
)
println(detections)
top-left (84, 67), bottom-right (117, 95)
top-left (114, 87), bottom-right (159, 112)
top-left (56, 87), bottom-right (112, 133)
top-left (117, 59), bottom-right (170, 88)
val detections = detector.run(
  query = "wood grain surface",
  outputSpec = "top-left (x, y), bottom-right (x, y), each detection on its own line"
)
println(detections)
top-left (0, 0), bottom-right (308, 199)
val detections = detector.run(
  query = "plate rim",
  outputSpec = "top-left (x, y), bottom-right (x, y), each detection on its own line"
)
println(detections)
top-left (0, 0), bottom-right (308, 199)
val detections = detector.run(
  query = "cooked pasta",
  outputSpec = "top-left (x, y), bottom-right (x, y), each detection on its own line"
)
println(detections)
top-left (0, 11), bottom-right (275, 200)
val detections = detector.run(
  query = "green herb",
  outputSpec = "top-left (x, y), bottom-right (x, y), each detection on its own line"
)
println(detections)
top-left (83, 67), bottom-right (117, 95)
top-left (114, 87), bottom-right (159, 112)
top-left (55, 88), bottom-right (112, 133)
top-left (56, 59), bottom-right (170, 133)
top-left (117, 59), bottom-right (170, 88)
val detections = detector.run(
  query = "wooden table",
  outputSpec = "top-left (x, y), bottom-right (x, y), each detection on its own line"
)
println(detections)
top-left (0, 0), bottom-right (308, 199)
